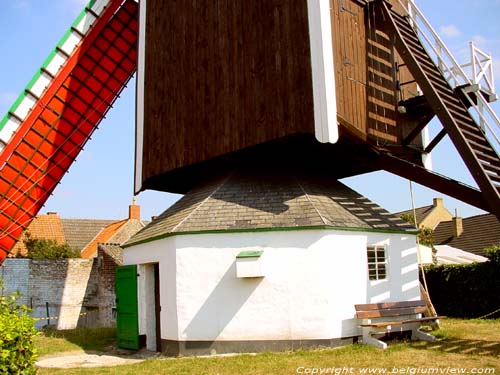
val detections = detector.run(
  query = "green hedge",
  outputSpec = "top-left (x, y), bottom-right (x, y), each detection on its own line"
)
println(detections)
top-left (0, 282), bottom-right (39, 374)
top-left (422, 248), bottom-right (500, 319)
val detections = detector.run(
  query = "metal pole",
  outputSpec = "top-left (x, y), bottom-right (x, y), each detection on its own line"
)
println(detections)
top-left (46, 302), bottom-right (50, 326)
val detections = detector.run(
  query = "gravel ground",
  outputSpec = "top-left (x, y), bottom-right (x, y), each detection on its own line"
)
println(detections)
top-left (36, 349), bottom-right (157, 369)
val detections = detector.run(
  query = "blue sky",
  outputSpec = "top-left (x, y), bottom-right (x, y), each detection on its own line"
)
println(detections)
top-left (0, 0), bottom-right (499, 221)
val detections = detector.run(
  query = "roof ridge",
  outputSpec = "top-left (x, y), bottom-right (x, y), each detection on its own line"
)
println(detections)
top-left (171, 173), bottom-right (234, 233)
top-left (395, 204), bottom-right (433, 215)
top-left (294, 176), bottom-right (328, 226)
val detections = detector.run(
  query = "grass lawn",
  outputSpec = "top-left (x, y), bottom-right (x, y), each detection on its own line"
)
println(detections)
top-left (35, 319), bottom-right (499, 374)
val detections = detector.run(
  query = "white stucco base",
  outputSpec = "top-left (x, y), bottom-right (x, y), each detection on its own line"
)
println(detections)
top-left (123, 229), bottom-right (419, 351)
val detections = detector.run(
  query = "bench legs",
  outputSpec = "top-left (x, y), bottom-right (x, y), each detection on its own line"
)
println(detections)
top-left (361, 324), bottom-right (436, 349)
top-left (411, 325), bottom-right (436, 342)
top-left (361, 327), bottom-right (388, 350)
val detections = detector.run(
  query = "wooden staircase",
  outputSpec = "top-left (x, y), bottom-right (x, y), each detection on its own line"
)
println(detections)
top-left (376, 0), bottom-right (500, 218)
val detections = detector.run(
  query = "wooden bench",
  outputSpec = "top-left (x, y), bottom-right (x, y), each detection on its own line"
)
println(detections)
top-left (355, 300), bottom-right (443, 349)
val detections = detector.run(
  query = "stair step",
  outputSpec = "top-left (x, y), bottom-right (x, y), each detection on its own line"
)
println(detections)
top-left (398, 28), bottom-right (423, 45)
top-left (468, 138), bottom-right (498, 154)
top-left (471, 141), bottom-right (500, 157)
top-left (412, 54), bottom-right (439, 69)
top-left (481, 161), bottom-right (500, 174)
top-left (460, 127), bottom-right (490, 143)
top-left (449, 109), bottom-right (477, 125)
top-left (392, 13), bottom-right (416, 33)
top-left (456, 121), bottom-right (486, 138)
top-left (440, 96), bottom-right (468, 111)
top-left (404, 37), bottom-right (428, 53)
top-left (475, 150), bottom-right (500, 164)
top-left (427, 76), bottom-right (454, 93)
top-left (486, 172), bottom-right (500, 184)
top-left (420, 65), bottom-right (447, 81)
top-left (407, 44), bottom-right (436, 64)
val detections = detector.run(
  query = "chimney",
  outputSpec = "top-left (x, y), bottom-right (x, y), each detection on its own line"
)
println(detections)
top-left (452, 209), bottom-right (463, 238)
top-left (129, 197), bottom-right (141, 220)
top-left (433, 198), bottom-right (443, 207)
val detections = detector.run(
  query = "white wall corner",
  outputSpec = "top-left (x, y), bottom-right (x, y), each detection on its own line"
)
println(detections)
top-left (134, 0), bottom-right (147, 194)
top-left (307, 0), bottom-right (338, 144)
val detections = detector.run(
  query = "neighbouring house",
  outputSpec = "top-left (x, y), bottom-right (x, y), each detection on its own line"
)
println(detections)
top-left (395, 198), bottom-right (453, 229)
top-left (416, 244), bottom-right (488, 265)
top-left (81, 202), bottom-right (146, 259)
top-left (121, 171), bottom-right (420, 355)
top-left (10, 213), bottom-right (115, 257)
top-left (1, 202), bottom-right (145, 329)
top-left (433, 214), bottom-right (500, 257)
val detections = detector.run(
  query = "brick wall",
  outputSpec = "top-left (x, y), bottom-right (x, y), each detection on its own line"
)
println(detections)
top-left (29, 259), bottom-right (94, 329)
top-left (0, 253), bottom-right (122, 329)
top-left (96, 245), bottom-right (123, 326)
top-left (1, 259), bottom-right (30, 306)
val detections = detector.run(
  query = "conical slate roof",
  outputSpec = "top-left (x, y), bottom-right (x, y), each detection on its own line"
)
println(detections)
top-left (125, 169), bottom-right (413, 247)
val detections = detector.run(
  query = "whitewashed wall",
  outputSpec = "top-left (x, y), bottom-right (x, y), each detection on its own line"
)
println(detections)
top-left (123, 229), bottom-right (419, 343)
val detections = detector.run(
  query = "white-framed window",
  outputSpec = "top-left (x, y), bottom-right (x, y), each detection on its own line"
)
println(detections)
top-left (367, 245), bottom-right (388, 280)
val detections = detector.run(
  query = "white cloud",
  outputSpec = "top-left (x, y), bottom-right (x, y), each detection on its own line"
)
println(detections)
top-left (439, 25), bottom-right (461, 38)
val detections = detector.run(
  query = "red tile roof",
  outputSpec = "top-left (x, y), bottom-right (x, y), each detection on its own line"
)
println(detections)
top-left (10, 213), bottom-right (65, 257)
top-left (80, 219), bottom-right (128, 259)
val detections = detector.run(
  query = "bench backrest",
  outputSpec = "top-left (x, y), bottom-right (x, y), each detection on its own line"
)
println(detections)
top-left (355, 300), bottom-right (427, 319)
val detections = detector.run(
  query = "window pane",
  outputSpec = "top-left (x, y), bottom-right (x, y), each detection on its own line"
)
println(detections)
top-left (367, 245), bottom-right (387, 280)
top-left (378, 265), bottom-right (386, 279)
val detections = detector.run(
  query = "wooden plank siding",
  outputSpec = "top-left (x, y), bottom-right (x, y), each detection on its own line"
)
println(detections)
top-left (139, 0), bottom-right (425, 193)
top-left (331, 0), bottom-right (368, 137)
top-left (142, 0), bottom-right (315, 185)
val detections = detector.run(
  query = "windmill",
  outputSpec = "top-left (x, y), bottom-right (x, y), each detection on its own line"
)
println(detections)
top-left (0, 0), bottom-right (499, 263)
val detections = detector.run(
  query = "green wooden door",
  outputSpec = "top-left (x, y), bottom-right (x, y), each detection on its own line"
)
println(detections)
top-left (115, 265), bottom-right (139, 350)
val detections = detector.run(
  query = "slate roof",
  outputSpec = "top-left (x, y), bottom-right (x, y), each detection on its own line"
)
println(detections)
top-left (125, 170), bottom-right (414, 247)
top-left (61, 218), bottom-right (116, 250)
top-left (434, 214), bottom-right (500, 256)
top-left (395, 205), bottom-right (433, 226)
top-left (97, 243), bottom-right (123, 265)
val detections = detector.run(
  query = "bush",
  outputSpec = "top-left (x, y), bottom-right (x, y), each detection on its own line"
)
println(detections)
top-left (0, 281), bottom-right (39, 374)
top-left (485, 245), bottom-right (500, 263)
top-left (423, 247), bottom-right (500, 318)
top-left (399, 214), bottom-right (434, 248)
top-left (23, 235), bottom-right (80, 259)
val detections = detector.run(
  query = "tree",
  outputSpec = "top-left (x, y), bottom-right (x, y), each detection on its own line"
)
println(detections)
top-left (399, 215), bottom-right (435, 248)
top-left (23, 234), bottom-right (80, 259)
top-left (485, 245), bottom-right (500, 263)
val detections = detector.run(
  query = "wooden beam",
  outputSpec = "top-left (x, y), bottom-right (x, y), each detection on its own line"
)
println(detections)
top-left (424, 128), bottom-right (447, 153)
top-left (378, 154), bottom-right (489, 211)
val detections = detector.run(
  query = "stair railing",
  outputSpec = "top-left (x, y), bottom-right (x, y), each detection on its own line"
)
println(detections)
top-left (397, 0), bottom-right (500, 154)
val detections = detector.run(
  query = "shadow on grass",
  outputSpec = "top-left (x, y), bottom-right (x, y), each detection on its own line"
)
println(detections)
top-left (411, 337), bottom-right (500, 357)
top-left (40, 327), bottom-right (117, 353)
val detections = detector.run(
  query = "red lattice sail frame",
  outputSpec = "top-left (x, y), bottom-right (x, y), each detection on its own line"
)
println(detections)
top-left (0, 0), bottom-right (138, 262)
